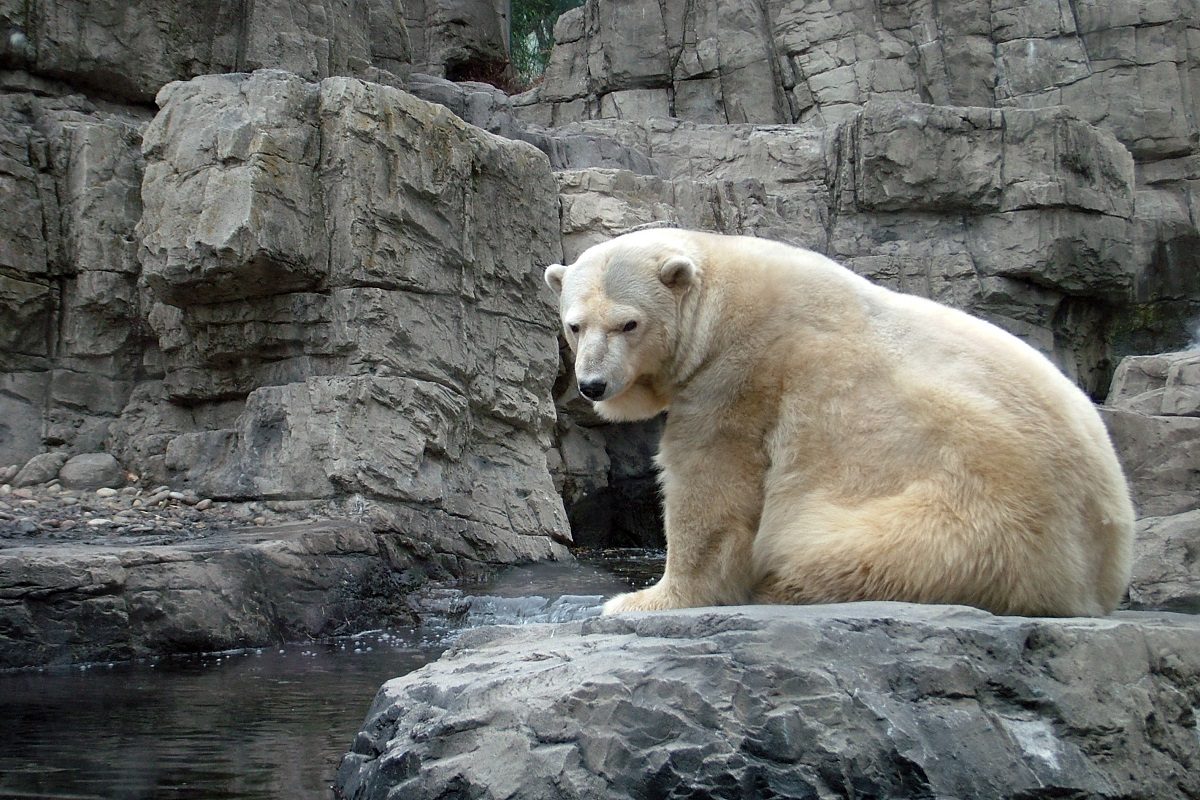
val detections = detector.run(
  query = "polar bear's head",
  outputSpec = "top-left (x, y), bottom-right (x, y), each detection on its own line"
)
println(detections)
top-left (544, 230), bottom-right (701, 421)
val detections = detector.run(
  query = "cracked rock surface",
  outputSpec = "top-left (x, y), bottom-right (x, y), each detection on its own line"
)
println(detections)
top-left (335, 603), bottom-right (1200, 800)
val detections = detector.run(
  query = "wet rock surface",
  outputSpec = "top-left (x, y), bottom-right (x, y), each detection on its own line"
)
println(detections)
top-left (0, 512), bottom-right (432, 669)
top-left (336, 603), bottom-right (1200, 800)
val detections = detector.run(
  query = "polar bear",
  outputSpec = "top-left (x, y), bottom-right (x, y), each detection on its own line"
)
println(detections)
top-left (544, 229), bottom-right (1134, 617)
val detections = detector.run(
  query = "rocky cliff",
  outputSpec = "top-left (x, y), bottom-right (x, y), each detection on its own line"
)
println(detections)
top-left (1, 1), bottom-right (573, 570)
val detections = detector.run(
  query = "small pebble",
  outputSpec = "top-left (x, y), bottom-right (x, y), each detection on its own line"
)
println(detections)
top-left (0, 485), bottom-right (10, 495)
top-left (19, 499), bottom-right (38, 508)
top-left (12, 488), bottom-right (33, 499)
top-left (253, 516), bottom-right (267, 526)
top-left (96, 487), bottom-right (118, 498)
top-left (86, 518), bottom-right (112, 527)
top-left (195, 498), bottom-right (213, 511)
top-left (44, 484), bottom-right (61, 496)
top-left (120, 487), bottom-right (139, 496)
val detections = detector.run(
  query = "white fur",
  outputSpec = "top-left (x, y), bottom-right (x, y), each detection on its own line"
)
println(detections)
top-left (545, 230), bottom-right (1135, 617)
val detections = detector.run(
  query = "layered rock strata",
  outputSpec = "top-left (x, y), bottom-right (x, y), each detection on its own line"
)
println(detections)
top-left (112, 70), bottom-right (570, 564)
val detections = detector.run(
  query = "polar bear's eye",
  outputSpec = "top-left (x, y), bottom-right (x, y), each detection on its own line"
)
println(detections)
top-left (622, 321), bottom-right (638, 332)
top-left (568, 323), bottom-right (580, 333)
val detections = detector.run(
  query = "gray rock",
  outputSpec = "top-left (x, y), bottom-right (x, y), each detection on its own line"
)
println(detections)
top-left (0, 521), bottom-right (428, 668)
top-left (1105, 408), bottom-right (1200, 519)
top-left (57, 453), bottom-right (123, 490)
top-left (119, 71), bottom-right (571, 563)
top-left (335, 604), bottom-right (1200, 800)
top-left (1103, 351), bottom-right (1200, 518)
top-left (404, 0), bottom-right (510, 78)
top-left (527, 0), bottom-right (1198, 164)
top-left (516, 0), bottom-right (1199, 357)
top-left (12, 452), bottom-right (67, 487)
top-left (1128, 511), bottom-right (1200, 613)
top-left (0, 0), bottom-right (405, 104)
top-left (551, 100), bottom-right (1134, 395)
top-left (0, 92), bottom-right (147, 463)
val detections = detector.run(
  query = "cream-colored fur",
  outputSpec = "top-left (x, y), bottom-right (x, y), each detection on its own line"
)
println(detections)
top-left (544, 229), bottom-right (1134, 617)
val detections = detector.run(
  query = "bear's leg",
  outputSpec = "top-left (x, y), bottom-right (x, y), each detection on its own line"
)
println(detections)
top-left (603, 426), bottom-right (765, 614)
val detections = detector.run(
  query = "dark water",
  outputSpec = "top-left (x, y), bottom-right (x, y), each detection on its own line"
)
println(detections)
top-left (0, 549), bottom-right (664, 800)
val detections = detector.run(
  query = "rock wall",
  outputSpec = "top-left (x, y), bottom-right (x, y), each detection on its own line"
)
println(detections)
top-left (115, 70), bottom-right (567, 563)
top-left (512, 0), bottom-right (1200, 355)
top-left (0, 1), bottom-right (573, 568)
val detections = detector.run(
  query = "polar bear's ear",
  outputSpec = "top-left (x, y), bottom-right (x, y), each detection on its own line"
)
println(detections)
top-left (659, 255), bottom-right (699, 290)
top-left (544, 263), bottom-right (567, 294)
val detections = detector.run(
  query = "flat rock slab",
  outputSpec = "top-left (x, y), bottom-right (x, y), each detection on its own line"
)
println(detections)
top-left (336, 603), bottom-right (1200, 800)
top-left (0, 521), bottom-right (421, 669)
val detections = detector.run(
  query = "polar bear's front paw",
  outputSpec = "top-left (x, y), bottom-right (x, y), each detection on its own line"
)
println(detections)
top-left (601, 586), bottom-right (675, 615)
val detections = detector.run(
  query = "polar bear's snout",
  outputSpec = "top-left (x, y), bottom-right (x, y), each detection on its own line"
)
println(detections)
top-left (578, 379), bottom-right (608, 400)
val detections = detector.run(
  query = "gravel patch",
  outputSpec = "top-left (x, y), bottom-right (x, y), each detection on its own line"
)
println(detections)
top-left (0, 480), bottom-right (316, 547)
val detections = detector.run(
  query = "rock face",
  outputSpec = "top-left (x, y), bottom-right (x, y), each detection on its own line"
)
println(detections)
top-left (110, 70), bottom-right (569, 563)
top-left (0, 91), bottom-right (147, 467)
top-left (336, 604), bottom-right (1200, 800)
top-left (1102, 349), bottom-right (1200, 612)
top-left (519, 0), bottom-right (1199, 158)
top-left (512, 0), bottom-right (1200, 356)
top-left (0, 0), bottom-right (504, 102)
top-left (1104, 350), bottom-right (1200, 518)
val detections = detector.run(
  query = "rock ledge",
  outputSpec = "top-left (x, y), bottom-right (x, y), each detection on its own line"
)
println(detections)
top-left (337, 603), bottom-right (1200, 800)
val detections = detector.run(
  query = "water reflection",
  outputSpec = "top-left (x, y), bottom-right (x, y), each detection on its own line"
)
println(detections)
top-left (0, 635), bottom-right (439, 800)
top-left (0, 549), bottom-right (665, 800)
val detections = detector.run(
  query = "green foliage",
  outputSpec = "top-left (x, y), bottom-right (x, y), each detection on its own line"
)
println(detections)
top-left (510, 0), bottom-right (583, 85)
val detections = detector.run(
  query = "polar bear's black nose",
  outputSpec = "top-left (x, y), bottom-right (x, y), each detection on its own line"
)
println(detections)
top-left (579, 380), bottom-right (607, 401)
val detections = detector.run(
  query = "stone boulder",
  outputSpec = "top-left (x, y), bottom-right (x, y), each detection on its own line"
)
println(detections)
top-left (57, 452), bottom-right (123, 490)
top-left (11, 452), bottom-right (67, 487)
top-left (113, 70), bottom-right (571, 565)
top-left (336, 604), bottom-right (1200, 800)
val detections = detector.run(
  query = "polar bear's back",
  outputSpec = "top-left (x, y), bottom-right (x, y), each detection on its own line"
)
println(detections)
top-left (681, 233), bottom-right (1136, 616)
